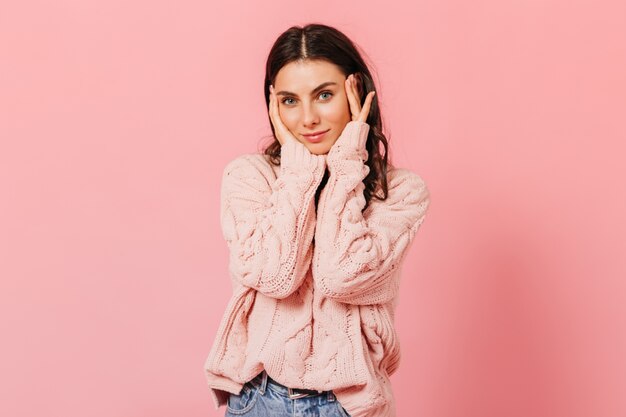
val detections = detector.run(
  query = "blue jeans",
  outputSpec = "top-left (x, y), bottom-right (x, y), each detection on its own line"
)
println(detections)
top-left (225, 370), bottom-right (351, 417)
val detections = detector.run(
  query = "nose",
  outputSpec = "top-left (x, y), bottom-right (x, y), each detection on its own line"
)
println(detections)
top-left (301, 103), bottom-right (320, 128)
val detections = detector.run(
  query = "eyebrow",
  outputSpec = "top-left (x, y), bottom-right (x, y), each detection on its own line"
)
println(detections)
top-left (275, 82), bottom-right (338, 97)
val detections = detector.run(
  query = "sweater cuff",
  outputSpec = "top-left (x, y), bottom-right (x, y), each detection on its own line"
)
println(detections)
top-left (327, 121), bottom-right (370, 167)
top-left (280, 138), bottom-right (327, 176)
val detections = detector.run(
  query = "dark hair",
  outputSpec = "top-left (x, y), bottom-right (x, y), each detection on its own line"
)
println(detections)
top-left (262, 23), bottom-right (394, 212)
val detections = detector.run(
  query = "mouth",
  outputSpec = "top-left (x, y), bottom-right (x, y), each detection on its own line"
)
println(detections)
top-left (302, 129), bottom-right (330, 143)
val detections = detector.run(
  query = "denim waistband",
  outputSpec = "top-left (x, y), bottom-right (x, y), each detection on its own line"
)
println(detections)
top-left (248, 370), bottom-right (336, 401)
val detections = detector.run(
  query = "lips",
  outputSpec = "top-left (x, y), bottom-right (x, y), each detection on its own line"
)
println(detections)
top-left (302, 129), bottom-right (330, 143)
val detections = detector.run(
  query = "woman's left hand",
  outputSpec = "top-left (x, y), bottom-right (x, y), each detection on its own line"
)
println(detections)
top-left (345, 73), bottom-right (376, 122)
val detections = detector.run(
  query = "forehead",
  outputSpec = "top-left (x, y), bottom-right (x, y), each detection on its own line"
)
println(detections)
top-left (275, 60), bottom-right (344, 90)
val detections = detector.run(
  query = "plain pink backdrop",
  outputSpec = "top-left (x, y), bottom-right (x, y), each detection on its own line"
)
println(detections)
top-left (1, 1), bottom-right (625, 416)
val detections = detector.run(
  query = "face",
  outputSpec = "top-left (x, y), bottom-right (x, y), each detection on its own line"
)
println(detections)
top-left (273, 60), bottom-right (352, 155)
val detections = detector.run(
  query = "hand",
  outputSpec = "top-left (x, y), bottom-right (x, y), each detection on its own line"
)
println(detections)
top-left (268, 85), bottom-right (299, 146)
top-left (345, 73), bottom-right (376, 122)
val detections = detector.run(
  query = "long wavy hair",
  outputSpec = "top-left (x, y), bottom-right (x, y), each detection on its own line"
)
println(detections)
top-left (262, 23), bottom-right (394, 212)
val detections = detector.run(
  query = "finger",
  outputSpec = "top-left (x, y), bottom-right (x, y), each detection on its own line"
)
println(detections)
top-left (267, 87), bottom-right (277, 133)
top-left (345, 75), bottom-right (360, 121)
top-left (269, 87), bottom-right (283, 135)
top-left (270, 86), bottom-right (295, 145)
top-left (351, 75), bottom-right (364, 119)
top-left (268, 86), bottom-right (283, 144)
top-left (350, 74), bottom-right (361, 107)
top-left (358, 91), bottom-right (376, 123)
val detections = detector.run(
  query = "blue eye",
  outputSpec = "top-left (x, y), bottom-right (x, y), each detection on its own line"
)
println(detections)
top-left (281, 91), bottom-right (333, 106)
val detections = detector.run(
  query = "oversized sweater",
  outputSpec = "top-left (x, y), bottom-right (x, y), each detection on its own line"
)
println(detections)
top-left (203, 121), bottom-right (430, 417)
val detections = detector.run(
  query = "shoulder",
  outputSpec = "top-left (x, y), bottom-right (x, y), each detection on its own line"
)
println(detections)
top-left (364, 166), bottom-right (431, 227)
top-left (386, 167), bottom-right (429, 199)
top-left (222, 152), bottom-right (278, 183)
top-left (363, 166), bottom-right (430, 219)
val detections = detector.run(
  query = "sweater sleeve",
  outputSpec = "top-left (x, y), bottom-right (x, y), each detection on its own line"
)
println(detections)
top-left (312, 121), bottom-right (430, 305)
top-left (220, 138), bottom-right (327, 299)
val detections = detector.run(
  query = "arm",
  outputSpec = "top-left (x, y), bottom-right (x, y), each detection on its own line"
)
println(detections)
top-left (221, 138), bottom-right (326, 299)
top-left (312, 121), bottom-right (430, 305)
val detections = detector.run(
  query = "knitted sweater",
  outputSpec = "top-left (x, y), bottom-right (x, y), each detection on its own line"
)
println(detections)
top-left (203, 121), bottom-right (430, 417)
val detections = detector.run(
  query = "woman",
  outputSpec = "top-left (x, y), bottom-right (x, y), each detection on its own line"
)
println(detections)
top-left (204, 23), bottom-right (431, 417)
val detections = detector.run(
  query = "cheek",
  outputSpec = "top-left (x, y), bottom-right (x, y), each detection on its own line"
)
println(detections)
top-left (280, 108), bottom-right (300, 127)
top-left (320, 99), bottom-right (350, 122)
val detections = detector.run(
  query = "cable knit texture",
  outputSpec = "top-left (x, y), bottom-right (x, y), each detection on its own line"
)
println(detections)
top-left (203, 121), bottom-right (430, 417)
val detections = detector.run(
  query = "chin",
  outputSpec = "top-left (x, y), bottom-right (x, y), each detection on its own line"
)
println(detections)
top-left (309, 148), bottom-right (329, 156)
top-left (302, 143), bottom-right (326, 154)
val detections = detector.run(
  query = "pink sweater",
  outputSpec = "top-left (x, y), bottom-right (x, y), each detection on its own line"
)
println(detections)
top-left (203, 121), bottom-right (430, 417)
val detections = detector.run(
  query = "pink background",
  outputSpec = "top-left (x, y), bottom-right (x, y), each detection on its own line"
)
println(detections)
top-left (1, 1), bottom-right (625, 416)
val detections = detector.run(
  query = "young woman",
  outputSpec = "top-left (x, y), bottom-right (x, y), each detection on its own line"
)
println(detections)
top-left (204, 23), bottom-right (431, 417)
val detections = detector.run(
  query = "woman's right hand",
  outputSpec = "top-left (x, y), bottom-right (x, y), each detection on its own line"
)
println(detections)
top-left (268, 85), bottom-right (299, 146)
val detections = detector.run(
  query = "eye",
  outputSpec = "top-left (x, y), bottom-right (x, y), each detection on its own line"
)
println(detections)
top-left (280, 91), bottom-right (333, 106)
